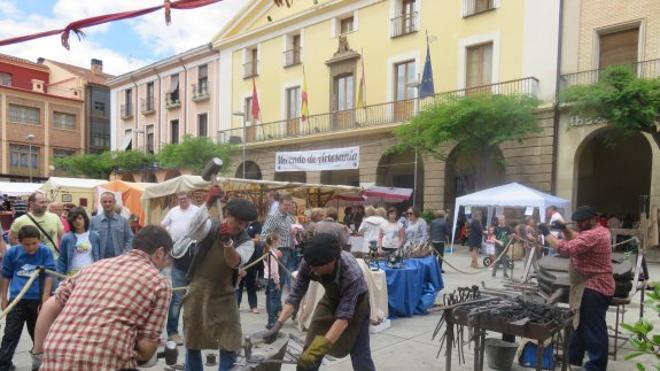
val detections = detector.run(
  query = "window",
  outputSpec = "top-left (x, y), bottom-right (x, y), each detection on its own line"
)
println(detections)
top-left (466, 42), bottom-right (493, 88)
top-left (198, 113), bottom-right (208, 137)
top-left (340, 16), bottom-right (354, 34)
top-left (244, 47), bottom-right (259, 78)
top-left (125, 89), bottom-right (132, 108)
top-left (167, 74), bottom-right (180, 104)
top-left (122, 89), bottom-right (133, 117)
top-left (93, 101), bottom-right (105, 113)
top-left (285, 34), bottom-right (302, 67)
top-left (0, 72), bottom-right (11, 86)
top-left (53, 149), bottom-right (75, 159)
top-left (245, 97), bottom-right (254, 123)
top-left (392, 0), bottom-right (417, 37)
top-left (198, 64), bottom-right (208, 94)
top-left (286, 86), bottom-right (301, 119)
top-left (9, 145), bottom-right (39, 170)
top-left (464, 0), bottom-right (494, 17)
top-left (145, 82), bottom-right (155, 111)
top-left (53, 112), bottom-right (75, 130)
top-left (395, 60), bottom-right (416, 100)
top-left (335, 74), bottom-right (354, 111)
top-left (599, 28), bottom-right (639, 69)
top-left (124, 129), bottom-right (133, 150)
top-left (170, 120), bottom-right (179, 144)
top-left (146, 125), bottom-right (155, 154)
top-left (9, 104), bottom-right (39, 125)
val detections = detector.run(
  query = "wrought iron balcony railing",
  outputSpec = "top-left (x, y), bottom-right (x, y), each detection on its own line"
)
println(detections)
top-left (284, 47), bottom-right (302, 67)
top-left (463, 0), bottom-right (496, 17)
top-left (391, 12), bottom-right (418, 38)
top-left (243, 61), bottom-right (259, 79)
top-left (165, 92), bottom-right (181, 108)
top-left (120, 103), bottom-right (133, 119)
top-left (560, 58), bottom-right (660, 89)
top-left (217, 77), bottom-right (539, 145)
top-left (192, 81), bottom-right (209, 101)
top-left (141, 97), bottom-right (155, 115)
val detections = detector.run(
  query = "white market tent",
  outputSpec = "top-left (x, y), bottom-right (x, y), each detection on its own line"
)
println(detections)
top-left (0, 182), bottom-right (42, 197)
top-left (451, 182), bottom-right (571, 245)
top-left (39, 177), bottom-right (108, 213)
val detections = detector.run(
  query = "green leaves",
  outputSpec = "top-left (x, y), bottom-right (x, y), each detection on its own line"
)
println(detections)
top-left (157, 135), bottom-right (234, 174)
top-left (622, 283), bottom-right (660, 370)
top-left (560, 66), bottom-right (660, 147)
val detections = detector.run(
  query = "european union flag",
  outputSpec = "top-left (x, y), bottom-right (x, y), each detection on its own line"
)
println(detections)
top-left (420, 43), bottom-right (435, 99)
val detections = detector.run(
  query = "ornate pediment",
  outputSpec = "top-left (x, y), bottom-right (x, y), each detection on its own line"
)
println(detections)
top-left (325, 35), bottom-right (360, 65)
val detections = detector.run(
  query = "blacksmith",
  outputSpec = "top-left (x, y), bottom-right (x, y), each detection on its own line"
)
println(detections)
top-left (183, 185), bottom-right (257, 371)
top-left (540, 205), bottom-right (613, 371)
top-left (263, 233), bottom-right (375, 371)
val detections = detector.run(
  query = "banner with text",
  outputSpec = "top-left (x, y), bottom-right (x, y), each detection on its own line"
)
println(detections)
top-left (275, 146), bottom-right (360, 172)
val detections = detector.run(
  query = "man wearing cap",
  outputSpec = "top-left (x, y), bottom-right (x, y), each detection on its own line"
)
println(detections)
top-left (539, 205), bottom-right (613, 371)
top-left (182, 185), bottom-right (257, 371)
top-left (263, 233), bottom-right (375, 371)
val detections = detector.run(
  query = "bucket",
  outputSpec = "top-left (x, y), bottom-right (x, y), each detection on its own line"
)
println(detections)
top-left (485, 338), bottom-right (518, 371)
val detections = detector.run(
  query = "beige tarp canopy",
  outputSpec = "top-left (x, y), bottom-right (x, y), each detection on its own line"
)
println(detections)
top-left (39, 177), bottom-right (107, 214)
top-left (141, 175), bottom-right (362, 224)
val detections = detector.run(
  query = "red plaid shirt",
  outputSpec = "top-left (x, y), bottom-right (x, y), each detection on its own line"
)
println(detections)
top-left (42, 250), bottom-right (171, 371)
top-left (557, 225), bottom-right (615, 297)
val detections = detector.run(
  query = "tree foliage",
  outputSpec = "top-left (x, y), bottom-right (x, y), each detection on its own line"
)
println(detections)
top-left (157, 135), bottom-right (234, 174)
top-left (54, 150), bottom-right (155, 179)
top-left (560, 66), bottom-right (660, 147)
top-left (391, 94), bottom-right (541, 188)
top-left (623, 284), bottom-right (660, 370)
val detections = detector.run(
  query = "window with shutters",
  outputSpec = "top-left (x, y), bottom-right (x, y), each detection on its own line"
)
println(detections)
top-left (466, 42), bottom-right (493, 89)
top-left (146, 125), bottom-right (155, 154)
top-left (53, 112), bottom-right (75, 130)
top-left (340, 17), bottom-right (354, 34)
top-left (599, 28), bottom-right (639, 69)
top-left (170, 120), bottom-right (179, 144)
top-left (198, 113), bottom-right (208, 137)
top-left (0, 72), bottom-right (11, 87)
top-left (9, 104), bottom-right (40, 125)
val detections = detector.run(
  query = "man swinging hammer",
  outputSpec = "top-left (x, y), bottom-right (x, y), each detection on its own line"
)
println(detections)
top-left (263, 233), bottom-right (375, 370)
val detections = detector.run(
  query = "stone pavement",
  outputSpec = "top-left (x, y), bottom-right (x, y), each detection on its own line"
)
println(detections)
top-left (5, 247), bottom-right (657, 370)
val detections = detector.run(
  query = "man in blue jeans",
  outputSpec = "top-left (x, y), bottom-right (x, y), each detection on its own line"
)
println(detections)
top-left (260, 194), bottom-right (297, 290)
top-left (160, 192), bottom-right (199, 344)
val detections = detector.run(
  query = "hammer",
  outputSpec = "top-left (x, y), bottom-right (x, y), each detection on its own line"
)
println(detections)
top-left (201, 157), bottom-right (224, 219)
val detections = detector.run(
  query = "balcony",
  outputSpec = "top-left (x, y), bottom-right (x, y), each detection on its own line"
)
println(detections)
top-left (217, 77), bottom-right (539, 145)
top-left (243, 61), bottom-right (258, 79)
top-left (141, 97), bottom-right (155, 115)
top-left (165, 92), bottom-right (181, 109)
top-left (284, 47), bottom-right (302, 67)
top-left (120, 104), bottom-right (133, 119)
top-left (192, 81), bottom-right (209, 101)
top-left (463, 0), bottom-right (496, 17)
top-left (391, 12), bottom-right (418, 38)
top-left (560, 58), bottom-right (660, 89)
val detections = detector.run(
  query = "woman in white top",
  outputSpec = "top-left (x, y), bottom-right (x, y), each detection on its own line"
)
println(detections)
top-left (358, 206), bottom-right (386, 253)
top-left (404, 207), bottom-right (428, 245)
top-left (57, 207), bottom-right (102, 276)
top-left (379, 208), bottom-right (404, 253)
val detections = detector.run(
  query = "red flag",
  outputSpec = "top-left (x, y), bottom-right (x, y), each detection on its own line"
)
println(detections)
top-left (251, 78), bottom-right (261, 122)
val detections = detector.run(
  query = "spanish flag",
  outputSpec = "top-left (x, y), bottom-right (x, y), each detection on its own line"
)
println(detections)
top-left (301, 66), bottom-right (309, 123)
top-left (251, 78), bottom-right (261, 122)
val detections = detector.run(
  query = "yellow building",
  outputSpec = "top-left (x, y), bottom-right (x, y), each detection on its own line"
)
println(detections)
top-left (212, 0), bottom-right (561, 210)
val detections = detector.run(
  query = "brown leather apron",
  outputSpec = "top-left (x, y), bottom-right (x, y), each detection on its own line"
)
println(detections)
top-left (568, 262), bottom-right (587, 330)
top-left (183, 239), bottom-right (242, 351)
top-left (305, 275), bottom-right (369, 358)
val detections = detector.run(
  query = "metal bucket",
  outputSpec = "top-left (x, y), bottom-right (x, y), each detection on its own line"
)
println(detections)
top-left (485, 338), bottom-right (518, 371)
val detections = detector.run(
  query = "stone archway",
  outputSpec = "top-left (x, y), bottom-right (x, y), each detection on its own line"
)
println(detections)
top-left (575, 128), bottom-right (652, 216)
top-left (444, 143), bottom-right (505, 210)
top-left (376, 149), bottom-right (424, 209)
top-left (143, 171), bottom-right (157, 183)
top-left (164, 169), bottom-right (182, 180)
top-left (275, 171), bottom-right (306, 183)
top-left (120, 174), bottom-right (136, 182)
top-left (320, 170), bottom-right (360, 187)
top-left (235, 161), bottom-right (263, 180)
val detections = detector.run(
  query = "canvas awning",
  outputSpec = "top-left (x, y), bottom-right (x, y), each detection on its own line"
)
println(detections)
top-left (0, 182), bottom-right (42, 197)
top-left (121, 131), bottom-right (133, 151)
top-left (96, 180), bottom-right (151, 225)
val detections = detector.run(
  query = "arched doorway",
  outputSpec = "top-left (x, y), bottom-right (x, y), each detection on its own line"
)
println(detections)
top-left (120, 174), bottom-right (135, 182)
top-left (444, 143), bottom-right (505, 210)
top-left (376, 149), bottom-right (424, 209)
top-left (320, 170), bottom-right (360, 187)
top-left (275, 171), bottom-right (306, 183)
top-left (575, 129), bottom-right (651, 216)
top-left (164, 169), bottom-right (182, 180)
top-left (235, 161), bottom-right (262, 180)
top-left (143, 171), bottom-right (157, 183)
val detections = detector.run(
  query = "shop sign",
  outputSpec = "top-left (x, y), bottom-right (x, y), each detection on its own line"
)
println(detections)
top-left (275, 146), bottom-right (359, 172)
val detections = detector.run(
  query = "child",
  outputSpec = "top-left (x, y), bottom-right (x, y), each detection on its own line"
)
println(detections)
top-left (483, 226), bottom-right (497, 267)
top-left (263, 233), bottom-right (282, 329)
top-left (0, 225), bottom-right (55, 370)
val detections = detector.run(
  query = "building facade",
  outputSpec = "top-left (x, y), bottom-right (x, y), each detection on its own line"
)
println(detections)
top-left (556, 0), bottom-right (660, 216)
top-left (41, 58), bottom-right (114, 154)
top-left (0, 54), bottom-right (84, 181)
top-left (211, 0), bottom-right (560, 210)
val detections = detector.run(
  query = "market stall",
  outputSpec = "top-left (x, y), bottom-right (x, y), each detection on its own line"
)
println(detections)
top-left (140, 175), bottom-right (362, 224)
top-left (38, 177), bottom-right (107, 213)
top-left (96, 180), bottom-right (151, 226)
top-left (0, 182), bottom-right (42, 197)
top-left (450, 182), bottom-right (571, 247)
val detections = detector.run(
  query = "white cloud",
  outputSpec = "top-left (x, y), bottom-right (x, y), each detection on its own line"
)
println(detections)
top-left (0, 0), bottom-right (248, 75)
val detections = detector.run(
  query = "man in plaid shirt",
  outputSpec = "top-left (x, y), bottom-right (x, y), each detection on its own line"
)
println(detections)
top-left (261, 194), bottom-right (297, 289)
top-left (541, 205), bottom-right (613, 371)
top-left (31, 225), bottom-right (173, 371)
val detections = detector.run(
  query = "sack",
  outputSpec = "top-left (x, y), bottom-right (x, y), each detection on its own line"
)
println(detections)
top-left (518, 342), bottom-right (554, 369)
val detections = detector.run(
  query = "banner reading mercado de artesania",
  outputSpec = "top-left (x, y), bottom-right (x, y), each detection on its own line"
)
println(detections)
top-left (275, 146), bottom-right (360, 172)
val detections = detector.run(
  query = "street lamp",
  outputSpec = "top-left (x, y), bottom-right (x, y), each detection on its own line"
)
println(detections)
top-left (233, 111), bottom-right (246, 179)
top-left (26, 134), bottom-right (34, 183)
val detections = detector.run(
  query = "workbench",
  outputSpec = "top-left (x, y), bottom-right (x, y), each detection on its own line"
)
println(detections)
top-left (441, 301), bottom-right (573, 371)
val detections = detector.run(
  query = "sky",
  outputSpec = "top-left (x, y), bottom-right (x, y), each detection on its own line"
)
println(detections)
top-left (0, 0), bottom-right (248, 76)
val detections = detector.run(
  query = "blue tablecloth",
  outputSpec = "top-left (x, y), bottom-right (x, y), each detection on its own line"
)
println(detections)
top-left (378, 256), bottom-right (444, 318)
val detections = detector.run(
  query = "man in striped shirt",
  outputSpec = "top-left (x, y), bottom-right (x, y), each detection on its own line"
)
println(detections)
top-left (261, 194), bottom-right (297, 289)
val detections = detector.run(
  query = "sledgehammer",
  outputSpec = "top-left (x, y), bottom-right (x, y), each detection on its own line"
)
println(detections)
top-left (201, 157), bottom-right (224, 219)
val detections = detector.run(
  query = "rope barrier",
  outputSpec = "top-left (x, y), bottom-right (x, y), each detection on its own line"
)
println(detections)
top-left (0, 270), bottom-right (40, 320)
top-left (436, 238), bottom-right (514, 275)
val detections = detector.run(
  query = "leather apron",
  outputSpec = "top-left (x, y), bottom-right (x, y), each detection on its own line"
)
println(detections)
top-left (568, 262), bottom-right (587, 330)
top-left (305, 272), bottom-right (369, 358)
top-left (183, 234), bottom-right (243, 351)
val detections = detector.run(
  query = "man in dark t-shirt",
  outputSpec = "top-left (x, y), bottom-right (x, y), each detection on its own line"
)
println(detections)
top-left (467, 214), bottom-right (483, 269)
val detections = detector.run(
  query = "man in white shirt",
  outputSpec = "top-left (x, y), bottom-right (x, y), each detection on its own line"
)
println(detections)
top-left (160, 192), bottom-right (199, 344)
top-left (546, 206), bottom-right (565, 255)
top-left (267, 191), bottom-right (280, 216)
